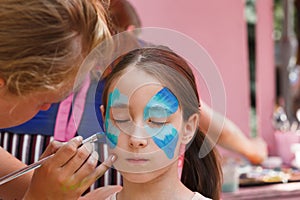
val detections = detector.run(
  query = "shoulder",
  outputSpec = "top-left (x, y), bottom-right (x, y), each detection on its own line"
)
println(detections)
top-left (191, 192), bottom-right (212, 200)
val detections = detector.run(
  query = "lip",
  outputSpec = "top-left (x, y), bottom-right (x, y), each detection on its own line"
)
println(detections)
top-left (126, 158), bottom-right (150, 164)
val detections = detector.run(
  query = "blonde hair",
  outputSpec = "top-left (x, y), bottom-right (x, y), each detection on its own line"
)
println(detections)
top-left (0, 0), bottom-right (111, 96)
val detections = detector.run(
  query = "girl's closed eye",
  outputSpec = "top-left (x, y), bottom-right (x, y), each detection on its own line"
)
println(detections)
top-left (147, 117), bottom-right (168, 127)
top-left (114, 118), bottom-right (131, 123)
top-left (111, 113), bottom-right (130, 123)
top-left (110, 107), bottom-right (131, 124)
top-left (112, 117), bottom-right (132, 131)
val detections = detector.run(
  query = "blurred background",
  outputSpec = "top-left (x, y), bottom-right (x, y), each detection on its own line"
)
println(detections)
top-left (128, 1), bottom-right (300, 198)
top-left (129, 0), bottom-right (300, 156)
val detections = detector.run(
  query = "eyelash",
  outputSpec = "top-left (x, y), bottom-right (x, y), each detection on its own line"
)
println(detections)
top-left (113, 119), bottom-right (167, 126)
top-left (114, 119), bottom-right (130, 123)
top-left (148, 119), bottom-right (167, 126)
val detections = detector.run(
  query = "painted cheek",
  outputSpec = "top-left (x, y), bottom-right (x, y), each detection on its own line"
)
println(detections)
top-left (105, 119), bottom-right (120, 148)
top-left (105, 88), bottom-right (128, 148)
top-left (146, 124), bottom-right (179, 159)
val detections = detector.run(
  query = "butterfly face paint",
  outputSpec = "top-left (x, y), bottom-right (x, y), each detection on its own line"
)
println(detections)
top-left (144, 87), bottom-right (179, 159)
top-left (106, 86), bottom-right (180, 160)
top-left (105, 88), bottom-right (179, 159)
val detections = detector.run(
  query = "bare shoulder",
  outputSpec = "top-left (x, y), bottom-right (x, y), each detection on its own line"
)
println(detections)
top-left (192, 192), bottom-right (212, 200)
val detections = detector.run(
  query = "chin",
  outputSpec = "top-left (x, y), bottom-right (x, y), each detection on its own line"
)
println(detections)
top-left (121, 166), bottom-right (169, 184)
top-left (122, 172), bottom-right (154, 183)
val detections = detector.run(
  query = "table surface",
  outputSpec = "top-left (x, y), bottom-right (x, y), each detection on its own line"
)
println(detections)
top-left (222, 182), bottom-right (300, 200)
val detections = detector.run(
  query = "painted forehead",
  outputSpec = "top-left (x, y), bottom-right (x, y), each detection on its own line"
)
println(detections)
top-left (108, 67), bottom-right (179, 115)
top-left (109, 86), bottom-right (178, 114)
top-left (110, 67), bottom-right (161, 96)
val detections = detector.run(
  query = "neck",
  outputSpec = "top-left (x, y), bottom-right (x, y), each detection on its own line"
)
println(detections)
top-left (117, 161), bottom-right (194, 200)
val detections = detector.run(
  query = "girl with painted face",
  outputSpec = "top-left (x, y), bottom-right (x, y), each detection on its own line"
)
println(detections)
top-left (100, 47), bottom-right (222, 200)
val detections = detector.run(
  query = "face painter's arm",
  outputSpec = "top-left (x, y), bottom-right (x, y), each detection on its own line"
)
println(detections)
top-left (199, 101), bottom-right (268, 164)
top-left (0, 147), bottom-right (33, 199)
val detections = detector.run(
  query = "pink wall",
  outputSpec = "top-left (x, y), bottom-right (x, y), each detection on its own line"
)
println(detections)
top-left (129, 0), bottom-right (251, 135)
top-left (256, 0), bottom-right (276, 155)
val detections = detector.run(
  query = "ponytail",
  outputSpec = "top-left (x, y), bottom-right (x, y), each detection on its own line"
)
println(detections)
top-left (181, 130), bottom-right (222, 200)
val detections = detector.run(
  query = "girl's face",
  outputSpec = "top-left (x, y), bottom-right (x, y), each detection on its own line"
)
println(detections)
top-left (101, 67), bottom-right (190, 176)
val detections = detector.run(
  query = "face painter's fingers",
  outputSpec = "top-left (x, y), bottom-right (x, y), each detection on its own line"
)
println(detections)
top-left (61, 142), bottom-right (94, 175)
top-left (72, 151), bottom-right (99, 182)
top-left (39, 140), bottom-right (64, 159)
top-left (44, 136), bottom-right (83, 167)
top-left (100, 154), bottom-right (117, 169)
top-left (77, 154), bottom-right (117, 189)
top-left (94, 154), bottom-right (117, 179)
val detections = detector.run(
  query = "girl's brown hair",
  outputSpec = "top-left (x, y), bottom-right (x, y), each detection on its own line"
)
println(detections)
top-left (0, 0), bottom-right (110, 96)
top-left (101, 47), bottom-right (223, 200)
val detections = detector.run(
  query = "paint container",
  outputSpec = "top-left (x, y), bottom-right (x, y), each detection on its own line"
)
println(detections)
top-left (221, 160), bottom-right (239, 193)
top-left (274, 130), bottom-right (300, 165)
top-left (291, 143), bottom-right (300, 168)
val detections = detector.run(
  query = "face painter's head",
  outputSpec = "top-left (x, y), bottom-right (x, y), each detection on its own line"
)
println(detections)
top-left (101, 47), bottom-right (200, 173)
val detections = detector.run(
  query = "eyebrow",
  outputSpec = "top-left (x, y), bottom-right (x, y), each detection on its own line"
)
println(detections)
top-left (145, 105), bottom-right (173, 115)
top-left (111, 103), bottom-right (129, 109)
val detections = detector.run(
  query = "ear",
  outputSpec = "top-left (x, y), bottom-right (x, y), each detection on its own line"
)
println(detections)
top-left (126, 25), bottom-right (136, 32)
top-left (100, 105), bottom-right (105, 121)
top-left (182, 113), bottom-right (199, 144)
top-left (0, 78), bottom-right (6, 96)
top-left (0, 78), bottom-right (5, 88)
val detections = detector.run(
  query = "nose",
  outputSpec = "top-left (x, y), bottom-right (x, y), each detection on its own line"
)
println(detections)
top-left (40, 103), bottom-right (51, 111)
top-left (129, 136), bottom-right (148, 149)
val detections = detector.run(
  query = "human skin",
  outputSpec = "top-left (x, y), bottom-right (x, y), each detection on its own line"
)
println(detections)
top-left (199, 101), bottom-right (267, 164)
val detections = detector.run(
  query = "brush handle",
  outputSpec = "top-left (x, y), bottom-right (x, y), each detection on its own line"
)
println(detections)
top-left (0, 154), bottom-right (54, 185)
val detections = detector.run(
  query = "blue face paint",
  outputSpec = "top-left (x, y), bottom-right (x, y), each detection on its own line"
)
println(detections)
top-left (105, 120), bottom-right (119, 149)
top-left (146, 124), bottom-right (179, 159)
top-left (144, 87), bottom-right (179, 120)
top-left (105, 88), bottom-right (128, 148)
top-left (144, 87), bottom-right (179, 159)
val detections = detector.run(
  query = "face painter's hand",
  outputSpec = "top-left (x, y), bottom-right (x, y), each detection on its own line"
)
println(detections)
top-left (23, 136), bottom-right (117, 200)
top-left (246, 137), bottom-right (268, 165)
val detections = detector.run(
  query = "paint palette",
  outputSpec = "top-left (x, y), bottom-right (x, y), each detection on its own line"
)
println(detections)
top-left (239, 166), bottom-right (300, 187)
